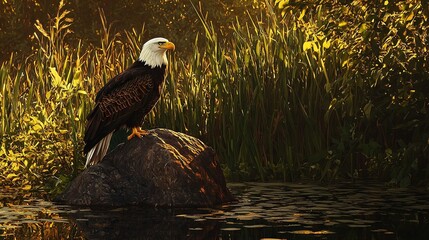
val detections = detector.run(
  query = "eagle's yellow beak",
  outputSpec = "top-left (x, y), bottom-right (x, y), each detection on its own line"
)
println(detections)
top-left (160, 41), bottom-right (175, 51)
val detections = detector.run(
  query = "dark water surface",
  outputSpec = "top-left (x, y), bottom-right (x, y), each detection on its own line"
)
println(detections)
top-left (1, 182), bottom-right (429, 239)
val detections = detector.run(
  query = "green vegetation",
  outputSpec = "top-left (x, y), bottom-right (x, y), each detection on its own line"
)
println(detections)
top-left (1, 0), bottom-right (428, 195)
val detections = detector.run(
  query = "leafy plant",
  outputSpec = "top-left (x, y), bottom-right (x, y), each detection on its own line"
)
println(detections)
top-left (1, 0), bottom-right (428, 195)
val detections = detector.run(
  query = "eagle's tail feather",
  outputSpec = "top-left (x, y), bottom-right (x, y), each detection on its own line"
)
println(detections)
top-left (85, 132), bottom-right (113, 168)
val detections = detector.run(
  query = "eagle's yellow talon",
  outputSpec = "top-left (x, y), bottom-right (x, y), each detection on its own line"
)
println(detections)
top-left (127, 127), bottom-right (149, 140)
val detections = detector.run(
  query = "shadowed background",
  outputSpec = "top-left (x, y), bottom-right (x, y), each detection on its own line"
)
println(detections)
top-left (0, 0), bottom-right (428, 194)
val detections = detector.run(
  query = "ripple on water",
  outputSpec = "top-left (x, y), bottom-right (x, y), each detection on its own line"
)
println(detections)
top-left (289, 229), bottom-right (335, 235)
top-left (1, 182), bottom-right (429, 239)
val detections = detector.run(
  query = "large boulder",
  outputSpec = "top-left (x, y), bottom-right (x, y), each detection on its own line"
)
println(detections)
top-left (56, 128), bottom-right (234, 207)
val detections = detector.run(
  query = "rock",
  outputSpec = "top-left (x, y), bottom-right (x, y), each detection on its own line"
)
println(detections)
top-left (56, 128), bottom-right (234, 207)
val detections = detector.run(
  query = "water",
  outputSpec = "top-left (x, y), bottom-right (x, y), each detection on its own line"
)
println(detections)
top-left (1, 182), bottom-right (429, 239)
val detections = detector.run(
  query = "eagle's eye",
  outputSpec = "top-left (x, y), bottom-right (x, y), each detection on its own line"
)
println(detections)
top-left (157, 42), bottom-right (165, 45)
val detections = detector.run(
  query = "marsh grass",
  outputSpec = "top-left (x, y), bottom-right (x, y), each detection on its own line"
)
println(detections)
top-left (0, 2), bottom-right (369, 188)
top-left (0, 1), bottom-right (134, 193)
top-left (1, 0), bottom-right (428, 193)
top-left (146, 2), bottom-right (345, 181)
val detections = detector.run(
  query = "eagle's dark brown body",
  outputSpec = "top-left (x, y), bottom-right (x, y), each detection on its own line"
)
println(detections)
top-left (83, 37), bottom-right (174, 167)
top-left (84, 61), bottom-right (166, 155)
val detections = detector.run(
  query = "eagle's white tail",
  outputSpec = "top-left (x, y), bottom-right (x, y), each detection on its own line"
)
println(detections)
top-left (85, 132), bottom-right (113, 168)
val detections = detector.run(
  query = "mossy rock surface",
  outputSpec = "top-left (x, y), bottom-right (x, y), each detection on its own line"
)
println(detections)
top-left (56, 128), bottom-right (234, 207)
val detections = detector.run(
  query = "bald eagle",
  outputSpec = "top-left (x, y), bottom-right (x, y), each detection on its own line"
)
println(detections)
top-left (84, 37), bottom-right (175, 167)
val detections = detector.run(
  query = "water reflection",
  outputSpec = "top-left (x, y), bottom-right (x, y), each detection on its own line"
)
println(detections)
top-left (0, 199), bottom-right (80, 239)
top-left (1, 182), bottom-right (429, 239)
top-left (66, 207), bottom-right (221, 240)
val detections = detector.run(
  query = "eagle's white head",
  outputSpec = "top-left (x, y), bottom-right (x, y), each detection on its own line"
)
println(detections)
top-left (138, 37), bottom-right (175, 68)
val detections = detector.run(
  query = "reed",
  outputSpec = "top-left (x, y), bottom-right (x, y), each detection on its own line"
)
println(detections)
top-left (151, 3), bottom-right (344, 181)
top-left (1, 0), bottom-right (428, 192)
top-left (0, 1), bottom-right (150, 193)
top-left (0, 0), bottom-right (361, 188)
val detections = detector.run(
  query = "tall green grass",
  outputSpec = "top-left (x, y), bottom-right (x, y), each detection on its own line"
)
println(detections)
top-left (151, 3), bottom-right (345, 181)
top-left (0, 0), bottom-right (363, 188)
top-left (1, 0), bottom-right (428, 193)
top-left (0, 1), bottom-right (139, 193)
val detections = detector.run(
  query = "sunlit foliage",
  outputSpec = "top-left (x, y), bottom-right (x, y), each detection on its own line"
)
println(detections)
top-left (275, 0), bottom-right (429, 185)
top-left (0, 0), bottom-right (428, 194)
top-left (1, 1), bottom-right (87, 195)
